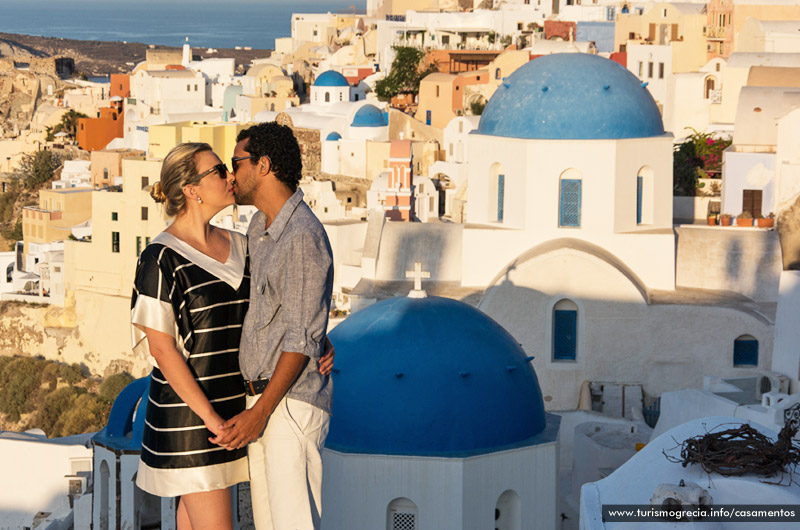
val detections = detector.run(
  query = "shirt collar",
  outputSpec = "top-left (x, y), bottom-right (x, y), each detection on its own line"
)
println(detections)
top-left (262, 189), bottom-right (304, 241)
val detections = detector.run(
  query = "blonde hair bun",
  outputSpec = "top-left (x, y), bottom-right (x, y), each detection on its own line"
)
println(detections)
top-left (150, 181), bottom-right (168, 204)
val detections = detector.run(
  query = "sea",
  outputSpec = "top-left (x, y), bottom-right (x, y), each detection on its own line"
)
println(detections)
top-left (0, 0), bottom-right (367, 51)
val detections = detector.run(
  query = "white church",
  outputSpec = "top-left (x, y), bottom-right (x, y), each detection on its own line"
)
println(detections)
top-left (328, 53), bottom-right (783, 415)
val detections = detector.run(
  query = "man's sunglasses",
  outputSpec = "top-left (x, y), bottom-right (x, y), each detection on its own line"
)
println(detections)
top-left (231, 154), bottom-right (272, 173)
top-left (195, 163), bottom-right (229, 181)
top-left (231, 155), bottom-right (255, 173)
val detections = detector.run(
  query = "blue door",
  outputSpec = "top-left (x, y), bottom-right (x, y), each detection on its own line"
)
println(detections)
top-left (559, 179), bottom-right (582, 227)
top-left (553, 310), bottom-right (577, 360)
top-left (426, 110), bottom-right (431, 126)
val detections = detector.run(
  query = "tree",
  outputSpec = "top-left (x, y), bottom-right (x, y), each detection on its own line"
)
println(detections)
top-left (375, 46), bottom-right (439, 102)
top-left (469, 100), bottom-right (486, 116)
top-left (16, 150), bottom-right (63, 190)
top-left (56, 110), bottom-right (88, 139)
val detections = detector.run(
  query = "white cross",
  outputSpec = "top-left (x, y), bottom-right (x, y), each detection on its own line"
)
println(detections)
top-left (405, 262), bottom-right (430, 292)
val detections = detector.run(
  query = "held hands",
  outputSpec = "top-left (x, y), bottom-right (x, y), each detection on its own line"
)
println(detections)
top-left (209, 407), bottom-right (268, 450)
top-left (203, 412), bottom-right (227, 439)
top-left (211, 343), bottom-right (334, 450)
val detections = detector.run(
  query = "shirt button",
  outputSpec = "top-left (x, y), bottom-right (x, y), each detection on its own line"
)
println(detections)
top-left (259, 236), bottom-right (265, 242)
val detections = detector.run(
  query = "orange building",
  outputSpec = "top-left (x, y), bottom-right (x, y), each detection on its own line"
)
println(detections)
top-left (384, 140), bottom-right (414, 222)
top-left (110, 74), bottom-right (131, 99)
top-left (76, 99), bottom-right (124, 152)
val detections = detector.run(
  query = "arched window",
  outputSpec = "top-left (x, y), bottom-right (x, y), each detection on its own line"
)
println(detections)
top-left (103, 168), bottom-right (109, 180)
top-left (495, 68), bottom-right (502, 79)
top-left (637, 166), bottom-right (654, 225)
top-left (704, 76), bottom-right (716, 99)
top-left (6, 262), bottom-right (13, 283)
top-left (325, 91), bottom-right (330, 103)
top-left (488, 162), bottom-right (505, 222)
top-left (99, 460), bottom-right (110, 530)
top-left (559, 169), bottom-right (582, 227)
top-left (553, 299), bottom-right (578, 361)
top-left (496, 490), bottom-right (521, 530)
top-left (733, 335), bottom-right (758, 366)
top-left (387, 498), bottom-right (417, 530)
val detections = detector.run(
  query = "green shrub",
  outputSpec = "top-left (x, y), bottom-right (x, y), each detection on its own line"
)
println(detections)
top-left (60, 393), bottom-right (110, 435)
top-left (0, 357), bottom-right (44, 421)
top-left (33, 386), bottom-right (78, 435)
top-left (99, 372), bottom-right (134, 402)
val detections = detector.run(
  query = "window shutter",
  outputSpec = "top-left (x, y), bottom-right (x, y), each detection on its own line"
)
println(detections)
top-left (554, 310), bottom-right (577, 360)
top-left (560, 179), bottom-right (582, 227)
top-left (733, 339), bottom-right (758, 366)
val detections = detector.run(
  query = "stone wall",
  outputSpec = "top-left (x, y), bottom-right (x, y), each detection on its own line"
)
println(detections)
top-left (675, 225), bottom-right (783, 302)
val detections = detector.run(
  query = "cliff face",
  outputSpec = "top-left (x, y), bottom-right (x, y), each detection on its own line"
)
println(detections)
top-left (0, 68), bottom-right (42, 138)
top-left (0, 294), bottom-right (151, 379)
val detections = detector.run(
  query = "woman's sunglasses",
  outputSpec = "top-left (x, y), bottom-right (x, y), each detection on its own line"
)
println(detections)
top-left (195, 163), bottom-right (229, 181)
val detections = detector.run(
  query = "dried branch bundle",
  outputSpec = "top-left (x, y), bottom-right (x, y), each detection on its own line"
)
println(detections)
top-left (665, 424), bottom-right (800, 478)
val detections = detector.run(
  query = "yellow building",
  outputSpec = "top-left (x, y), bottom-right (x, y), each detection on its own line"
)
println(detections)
top-left (148, 121), bottom-right (249, 161)
top-left (22, 188), bottom-right (93, 253)
top-left (61, 158), bottom-right (167, 376)
top-left (615, 3), bottom-right (708, 73)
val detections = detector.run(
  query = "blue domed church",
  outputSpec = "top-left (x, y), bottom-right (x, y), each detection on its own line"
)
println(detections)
top-left (320, 289), bottom-right (560, 530)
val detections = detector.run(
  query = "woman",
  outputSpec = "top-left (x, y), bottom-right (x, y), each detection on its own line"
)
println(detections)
top-left (130, 143), bottom-right (330, 529)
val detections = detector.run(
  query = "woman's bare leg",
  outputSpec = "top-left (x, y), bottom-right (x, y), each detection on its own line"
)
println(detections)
top-left (176, 498), bottom-right (192, 530)
top-left (178, 488), bottom-right (234, 530)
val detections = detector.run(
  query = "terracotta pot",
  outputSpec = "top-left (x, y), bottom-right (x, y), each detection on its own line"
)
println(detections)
top-left (736, 217), bottom-right (753, 227)
top-left (757, 218), bottom-right (775, 228)
top-left (720, 216), bottom-right (732, 226)
top-left (707, 216), bottom-right (717, 226)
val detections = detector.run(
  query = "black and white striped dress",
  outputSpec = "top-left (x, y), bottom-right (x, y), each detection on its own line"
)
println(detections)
top-left (130, 230), bottom-right (250, 497)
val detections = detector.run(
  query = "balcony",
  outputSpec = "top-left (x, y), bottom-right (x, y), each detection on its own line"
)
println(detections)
top-left (704, 25), bottom-right (726, 40)
top-left (23, 207), bottom-right (62, 221)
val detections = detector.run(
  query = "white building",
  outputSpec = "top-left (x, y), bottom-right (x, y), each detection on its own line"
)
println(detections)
top-left (737, 18), bottom-right (800, 54)
top-left (335, 54), bottom-right (783, 415)
top-left (581, 417), bottom-right (800, 530)
top-left (311, 70), bottom-right (356, 105)
top-left (324, 293), bottom-right (560, 530)
top-left (53, 160), bottom-right (92, 189)
top-left (0, 430), bottom-right (93, 530)
top-left (721, 85), bottom-right (800, 218)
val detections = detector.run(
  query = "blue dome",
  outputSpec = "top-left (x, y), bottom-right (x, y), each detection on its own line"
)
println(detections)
top-left (93, 377), bottom-right (149, 450)
top-left (313, 70), bottom-right (349, 87)
top-left (326, 296), bottom-right (547, 457)
top-left (351, 104), bottom-right (387, 127)
top-left (325, 131), bottom-right (342, 141)
top-left (477, 53), bottom-right (665, 140)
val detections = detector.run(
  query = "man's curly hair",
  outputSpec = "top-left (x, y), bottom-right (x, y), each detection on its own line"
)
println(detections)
top-left (237, 122), bottom-right (302, 192)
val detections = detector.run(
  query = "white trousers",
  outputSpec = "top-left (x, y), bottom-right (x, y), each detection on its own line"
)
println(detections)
top-left (246, 395), bottom-right (330, 530)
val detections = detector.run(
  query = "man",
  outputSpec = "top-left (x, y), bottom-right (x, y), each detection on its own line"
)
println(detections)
top-left (213, 122), bottom-right (334, 530)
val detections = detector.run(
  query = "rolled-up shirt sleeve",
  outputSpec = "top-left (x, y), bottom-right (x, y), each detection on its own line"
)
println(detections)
top-left (279, 231), bottom-right (333, 359)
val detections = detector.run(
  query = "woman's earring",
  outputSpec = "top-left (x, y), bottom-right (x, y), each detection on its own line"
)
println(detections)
top-left (197, 197), bottom-right (203, 204)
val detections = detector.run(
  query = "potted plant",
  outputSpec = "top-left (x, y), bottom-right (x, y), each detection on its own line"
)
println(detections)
top-left (707, 214), bottom-right (717, 226)
top-left (736, 210), bottom-right (753, 227)
top-left (757, 213), bottom-right (775, 228)
top-left (720, 213), bottom-right (732, 226)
